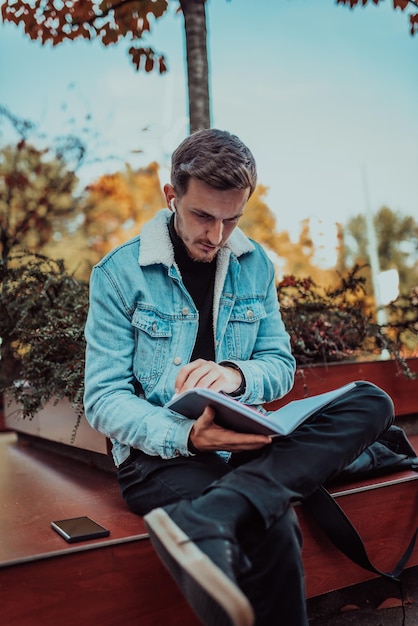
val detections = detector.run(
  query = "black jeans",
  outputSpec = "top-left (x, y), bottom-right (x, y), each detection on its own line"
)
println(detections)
top-left (117, 381), bottom-right (394, 626)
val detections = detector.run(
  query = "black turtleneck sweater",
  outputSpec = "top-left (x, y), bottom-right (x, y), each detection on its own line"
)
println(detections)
top-left (168, 216), bottom-right (216, 361)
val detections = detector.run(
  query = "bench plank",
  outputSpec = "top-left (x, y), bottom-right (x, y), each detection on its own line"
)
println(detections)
top-left (1, 541), bottom-right (200, 626)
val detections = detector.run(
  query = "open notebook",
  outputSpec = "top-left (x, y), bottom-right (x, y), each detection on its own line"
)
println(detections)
top-left (166, 382), bottom-right (356, 437)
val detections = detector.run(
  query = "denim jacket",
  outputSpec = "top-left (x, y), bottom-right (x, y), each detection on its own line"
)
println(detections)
top-left (84, 209), bottom-right (296, 466)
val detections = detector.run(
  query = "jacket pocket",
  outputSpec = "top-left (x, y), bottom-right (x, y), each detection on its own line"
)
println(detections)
top-left (131, 305), bottom-right (173, 389)
top-left (225, 297), bottom-right (267, 358)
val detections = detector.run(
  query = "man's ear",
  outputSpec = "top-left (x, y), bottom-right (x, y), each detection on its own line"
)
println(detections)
top-left (164, 183), bottom-right (176, 210)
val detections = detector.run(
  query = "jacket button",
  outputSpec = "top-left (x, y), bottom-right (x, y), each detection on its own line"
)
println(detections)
top-left (181, 307), bottom-right (189, 315)
top-left (173, 357), bottom-right (182, 365)
top-left (246, 309), bottom-right (254, 319)
top-left (152, 322), bottom-right (157, 332)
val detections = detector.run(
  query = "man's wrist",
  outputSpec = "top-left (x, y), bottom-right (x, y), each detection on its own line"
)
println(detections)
top-left (220, 361), bottom-right (246, 397)
top-left (187, 433), bottom-right (199, 455)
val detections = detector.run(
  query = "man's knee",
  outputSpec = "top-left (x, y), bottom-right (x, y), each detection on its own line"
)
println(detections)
top-left (353, 381), bottom-right (395, 428)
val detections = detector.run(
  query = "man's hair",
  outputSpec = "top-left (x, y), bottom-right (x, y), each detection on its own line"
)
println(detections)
top-left (170, 129), bottom-right (257, 198)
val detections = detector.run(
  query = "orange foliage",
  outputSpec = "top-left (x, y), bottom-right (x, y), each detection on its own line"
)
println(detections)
top-left (82, 161), bottom-right (165, 258)
top-left (239, 186), bottom-right (342, 286)
top-left (239, 185), bottom-right (283, 251)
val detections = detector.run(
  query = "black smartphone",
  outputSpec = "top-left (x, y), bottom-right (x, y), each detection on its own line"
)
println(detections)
top-left (50, 516), bottom-right (110, 543)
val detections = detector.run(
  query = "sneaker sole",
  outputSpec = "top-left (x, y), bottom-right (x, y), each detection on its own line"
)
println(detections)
top-left (144, 508), bottom-right (254, 626)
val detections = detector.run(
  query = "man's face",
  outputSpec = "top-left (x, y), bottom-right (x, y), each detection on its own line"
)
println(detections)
top-left (165, 178), bottom-right (250, 263)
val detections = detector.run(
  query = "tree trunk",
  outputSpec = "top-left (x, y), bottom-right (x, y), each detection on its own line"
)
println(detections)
top-left (180, 0), bottom-right (211, 133)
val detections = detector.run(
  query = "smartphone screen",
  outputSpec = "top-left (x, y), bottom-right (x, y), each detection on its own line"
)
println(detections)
top-left (50, 516), bottom-right (110, 543)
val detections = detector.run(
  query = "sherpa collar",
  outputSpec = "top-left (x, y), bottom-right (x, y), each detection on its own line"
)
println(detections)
top-left (138, 209), bottom-right (255, 267)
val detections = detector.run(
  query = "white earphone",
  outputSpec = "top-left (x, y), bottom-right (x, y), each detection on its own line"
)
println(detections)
top-left (169, 199), bottom-right (176, 211)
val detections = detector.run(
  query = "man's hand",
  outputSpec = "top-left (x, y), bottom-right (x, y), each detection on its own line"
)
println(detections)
top-left (189, 406), bottom-right (272, 453)
top-left (175, 359), bottom-right (242, 395)
top-left (176, 359), bottom-right (270, 453)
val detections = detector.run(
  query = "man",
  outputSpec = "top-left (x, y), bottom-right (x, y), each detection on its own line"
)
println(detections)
top-left (84, 129), bottom-right (394, 626)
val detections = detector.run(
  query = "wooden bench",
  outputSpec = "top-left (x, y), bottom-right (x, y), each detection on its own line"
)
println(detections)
top-left (0, 428), bottom-right (417, 626)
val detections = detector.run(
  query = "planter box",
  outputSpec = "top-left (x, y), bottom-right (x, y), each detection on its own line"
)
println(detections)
top-left (4, 395), bottom-right (108, 455)
top-left (266, 357), bottom-right (418, 420)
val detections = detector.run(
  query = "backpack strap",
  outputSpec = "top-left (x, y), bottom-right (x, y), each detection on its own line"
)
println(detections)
top-left (303, 485), bottom-right (418, 581)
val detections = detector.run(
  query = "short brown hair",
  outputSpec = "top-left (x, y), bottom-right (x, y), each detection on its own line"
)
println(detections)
top-left (170, 129), bottom-right (257, 198)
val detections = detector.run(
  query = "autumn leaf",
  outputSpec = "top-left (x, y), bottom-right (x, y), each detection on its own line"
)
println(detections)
top-left (159, 56), bottom-right (167, 73)
top-left (377, 596), bottom-right (414, 609)
top-left (376, 597), bottom-right (404, 609)
top-left (340, 604), bottom-right (361, 612)
top-left (393, 0), bottom-right (409, 10)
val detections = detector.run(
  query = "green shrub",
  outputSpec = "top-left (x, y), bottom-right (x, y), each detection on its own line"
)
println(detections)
top-left (0, 252), bottom-right (88, 429)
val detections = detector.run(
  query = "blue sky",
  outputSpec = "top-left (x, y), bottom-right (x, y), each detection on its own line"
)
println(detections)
top-left (1, 0), bottom-right (417, 241)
